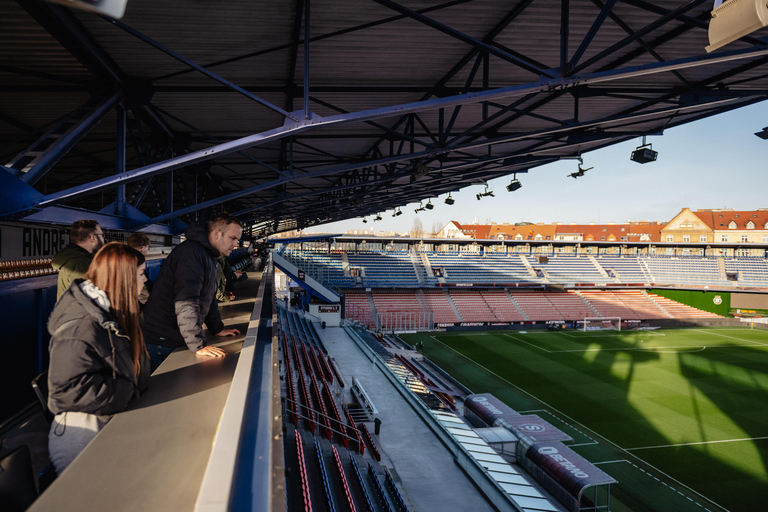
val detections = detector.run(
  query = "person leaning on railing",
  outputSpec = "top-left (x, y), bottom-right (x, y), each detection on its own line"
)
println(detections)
top-left (47, 243), bottom-right (150, 474)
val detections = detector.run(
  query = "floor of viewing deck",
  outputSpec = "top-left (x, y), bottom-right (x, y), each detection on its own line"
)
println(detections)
top-left (18, 273), bottom-right (261, 512)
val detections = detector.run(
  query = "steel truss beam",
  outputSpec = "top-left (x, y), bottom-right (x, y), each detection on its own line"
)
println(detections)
top-left (4, 43), bottom-right (764, 227)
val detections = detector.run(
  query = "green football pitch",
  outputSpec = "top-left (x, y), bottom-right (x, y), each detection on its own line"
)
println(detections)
top-left (400, 327), bottom-right (768, 512)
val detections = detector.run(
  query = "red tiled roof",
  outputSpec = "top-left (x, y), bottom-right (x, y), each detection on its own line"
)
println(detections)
top-left (692, 210), bottom-right (768, 230)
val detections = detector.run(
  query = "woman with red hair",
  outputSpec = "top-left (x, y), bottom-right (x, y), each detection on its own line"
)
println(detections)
top-left (47, 242), bottom-right (151, 474)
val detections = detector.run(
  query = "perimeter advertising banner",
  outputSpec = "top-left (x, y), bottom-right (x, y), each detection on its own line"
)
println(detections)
top-left (503, 414), bottom-right (573, 443)
top-left (525, 441), bottom-right (616, 498)
top-left (464, 393), bottom-right (520, 426)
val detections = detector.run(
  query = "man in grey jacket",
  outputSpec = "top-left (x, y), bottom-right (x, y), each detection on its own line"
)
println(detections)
top-left (141, 213), bottom-right (242, 371)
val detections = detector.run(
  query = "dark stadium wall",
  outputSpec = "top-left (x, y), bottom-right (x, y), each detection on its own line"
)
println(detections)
top-left (650, 289), bottom-right (732, 316)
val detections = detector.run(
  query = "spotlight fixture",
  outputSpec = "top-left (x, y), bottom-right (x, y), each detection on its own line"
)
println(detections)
top-left (444, 193), bottom-right (455, 205)
top-left (392, 208), bottom-right (403, 217)
top-left (506, 173), bottom-right (522, 192)
top-left (755, 127), bottom-right (768, 140)
top-left (414, 201), bottom-right (426, 213)
top-left (630, 136), bottom-right (658, 164)
top-left (362, 218), bottom-right (368, 223)
top-left (374, 214), bottom-right (382, 221)
top-left (425, 200), bottom-right (434, 210)
top-left (476, 188), bottom-right (495, 200)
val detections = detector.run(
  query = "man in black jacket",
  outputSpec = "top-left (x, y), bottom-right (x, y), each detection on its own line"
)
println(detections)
top-left (141, 213), bottom-right (242, 371)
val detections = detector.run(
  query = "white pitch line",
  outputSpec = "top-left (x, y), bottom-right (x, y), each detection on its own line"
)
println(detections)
top-left (501, 333), bottom-right (551, 352)
top-left (428, 335), bottom-right (732, 512)
top-left (692, 329), bottom-right (768, 348)
top-left (548, 345), bottom-right (707, 354)
top-left (625, 436), bottom-right (768, 451)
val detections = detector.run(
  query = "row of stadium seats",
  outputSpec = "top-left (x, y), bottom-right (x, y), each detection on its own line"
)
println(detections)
top-left (277, 306), bottom-right (406, 512)
top-left (284, 250), bottom-right (768, 289)
top-left (344, 289), bottom-right (719, 326)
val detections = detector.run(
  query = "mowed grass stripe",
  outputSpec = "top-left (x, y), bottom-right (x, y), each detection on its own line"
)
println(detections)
top-left (402, 327), bottom-right (768, 512)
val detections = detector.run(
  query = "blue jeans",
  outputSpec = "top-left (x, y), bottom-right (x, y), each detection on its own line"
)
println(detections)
top-left (146, 343), bottom-right (176, 373)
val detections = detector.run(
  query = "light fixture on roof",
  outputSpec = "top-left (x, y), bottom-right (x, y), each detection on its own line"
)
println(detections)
top-left (362, 217), bottom-right (368, 223)
top-left (506, 173), bottom-right (522, 192)
top-left (425, 200), bottom-right (434, 210)
top-left (444, 193), bottom-right (455, 205)
top-left (374, 213), bottom-right (382, 221)
top-left (706, 0), bottom-right (768, 53)
top-left (414, 201), bottom-right (426, 213)
top-left (476, 181), bottom-right (494, 200)
top-left (392, 208), bottom-right (403, 217)
top-left (630, 136), bottom-right (658, 164)
top-left (755, 126), bottom-right (768, 140)
top-left (568, 156), bottom-right (593, 179)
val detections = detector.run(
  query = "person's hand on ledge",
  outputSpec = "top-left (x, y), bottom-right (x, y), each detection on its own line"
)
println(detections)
top-left (216, 328), bottom-right (241, 337)
top-left (196, 346), bottom-right (227, 358)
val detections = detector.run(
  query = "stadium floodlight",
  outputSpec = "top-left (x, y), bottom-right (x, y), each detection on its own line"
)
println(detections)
top-left (755, 127), bottom-right (768, 140)
top-left (425, 200), bottom-right (434, 210)
top-left (506, 173), bottom-right (522, 192)
top-left (444, 193), bottom-right (455, 205)
top-left (362, 218), bottom-right (368, 223)
top-left (476, 182), bottom-right (494, 200)
top-left (706, 0), bottom-right (768, 52)
top-left (392, 208), bottom-right (403, 217)
top-left (374, 213), bottom-right (382, 221)
top-left (630, 136), bottom-right (658, 164)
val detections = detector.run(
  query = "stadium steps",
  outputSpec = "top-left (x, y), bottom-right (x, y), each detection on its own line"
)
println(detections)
top-left (445, 289), bottom-right (464, 322)
top-left (638, 257), bottom-right (654, 283)
top-left (414, 289), bottom-right (429, 316)
top-left (518, 254), bottom-right (538, 278)
top-left (717, 258), bottom-right (727, 281)
top-left (574, 291), bottom-right (600, 317)
top-left (341, 252), bottom-right (351, 277)
top-left (367, 291), bottom-right (378, 326)
top-left (505, 289), bottom-right (529, 320)
top-left (410, 251), bottom-right (425, 286)
top-left (640, 290), bottom-right (674, 317)
top-left (589, 255), bottom-right (620, 282)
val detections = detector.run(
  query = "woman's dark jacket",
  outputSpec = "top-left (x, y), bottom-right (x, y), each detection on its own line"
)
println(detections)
top-left (47, 280), bottom-right (150, 416)
top-left (140, 222), bottom-right (224, 351)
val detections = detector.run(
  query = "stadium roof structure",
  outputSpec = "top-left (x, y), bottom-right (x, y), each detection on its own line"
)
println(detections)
top-left (2, 0), bottom-right (768, 236)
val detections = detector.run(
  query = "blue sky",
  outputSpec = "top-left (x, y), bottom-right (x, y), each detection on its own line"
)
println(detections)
top-left (315, 100), bottom-right (768, 235)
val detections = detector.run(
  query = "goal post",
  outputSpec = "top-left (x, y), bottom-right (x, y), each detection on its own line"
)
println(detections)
top-left (583, 317), bottom-right (621, 331)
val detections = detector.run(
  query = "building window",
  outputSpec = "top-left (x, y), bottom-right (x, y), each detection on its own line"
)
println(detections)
top-left (763, 236), bottom-right (768, 243)
top-left (601, 236), bottom-right (606, 240)
top-left (721, 235), bottom-right (728, 243)
top-left (666, 235), bottom-right (673, 242)
top-left (729, 221), bottom-right (737, 229)
top-left (666, 247), bottom-right (674, 255)
top-left (747, 221), bottom-right (755, 229)
top-left (742, 235), bottom-right (748, 243)
top-left (700, 235), bottom-right (707, 242)
top-left (683, 235), bottom-right (690, 242)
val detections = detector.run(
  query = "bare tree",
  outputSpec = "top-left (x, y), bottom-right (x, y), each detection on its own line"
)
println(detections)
top-left (410, 218), bottom-right (424, 238)
top-left (431, 221), bottom-right (443, 236)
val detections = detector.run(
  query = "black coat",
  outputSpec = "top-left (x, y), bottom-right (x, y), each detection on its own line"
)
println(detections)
top-left (47, 280), bottom-right (150, 416)
top-left (140, 222), bottom-right (224, 351)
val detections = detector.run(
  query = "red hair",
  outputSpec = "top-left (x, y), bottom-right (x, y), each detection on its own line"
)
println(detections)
top-left (87, 242), bottom-right (147, 374)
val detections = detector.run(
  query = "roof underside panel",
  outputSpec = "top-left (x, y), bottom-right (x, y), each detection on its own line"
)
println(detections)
top-left (1, 0), bottom-right (767, 234)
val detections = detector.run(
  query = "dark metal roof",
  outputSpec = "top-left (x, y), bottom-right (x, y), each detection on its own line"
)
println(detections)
top-left (2, 0), bottom-right (768, 236)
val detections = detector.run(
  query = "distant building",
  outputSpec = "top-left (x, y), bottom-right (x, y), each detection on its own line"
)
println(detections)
top-left (436, 220), bottom-right (663, 243)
